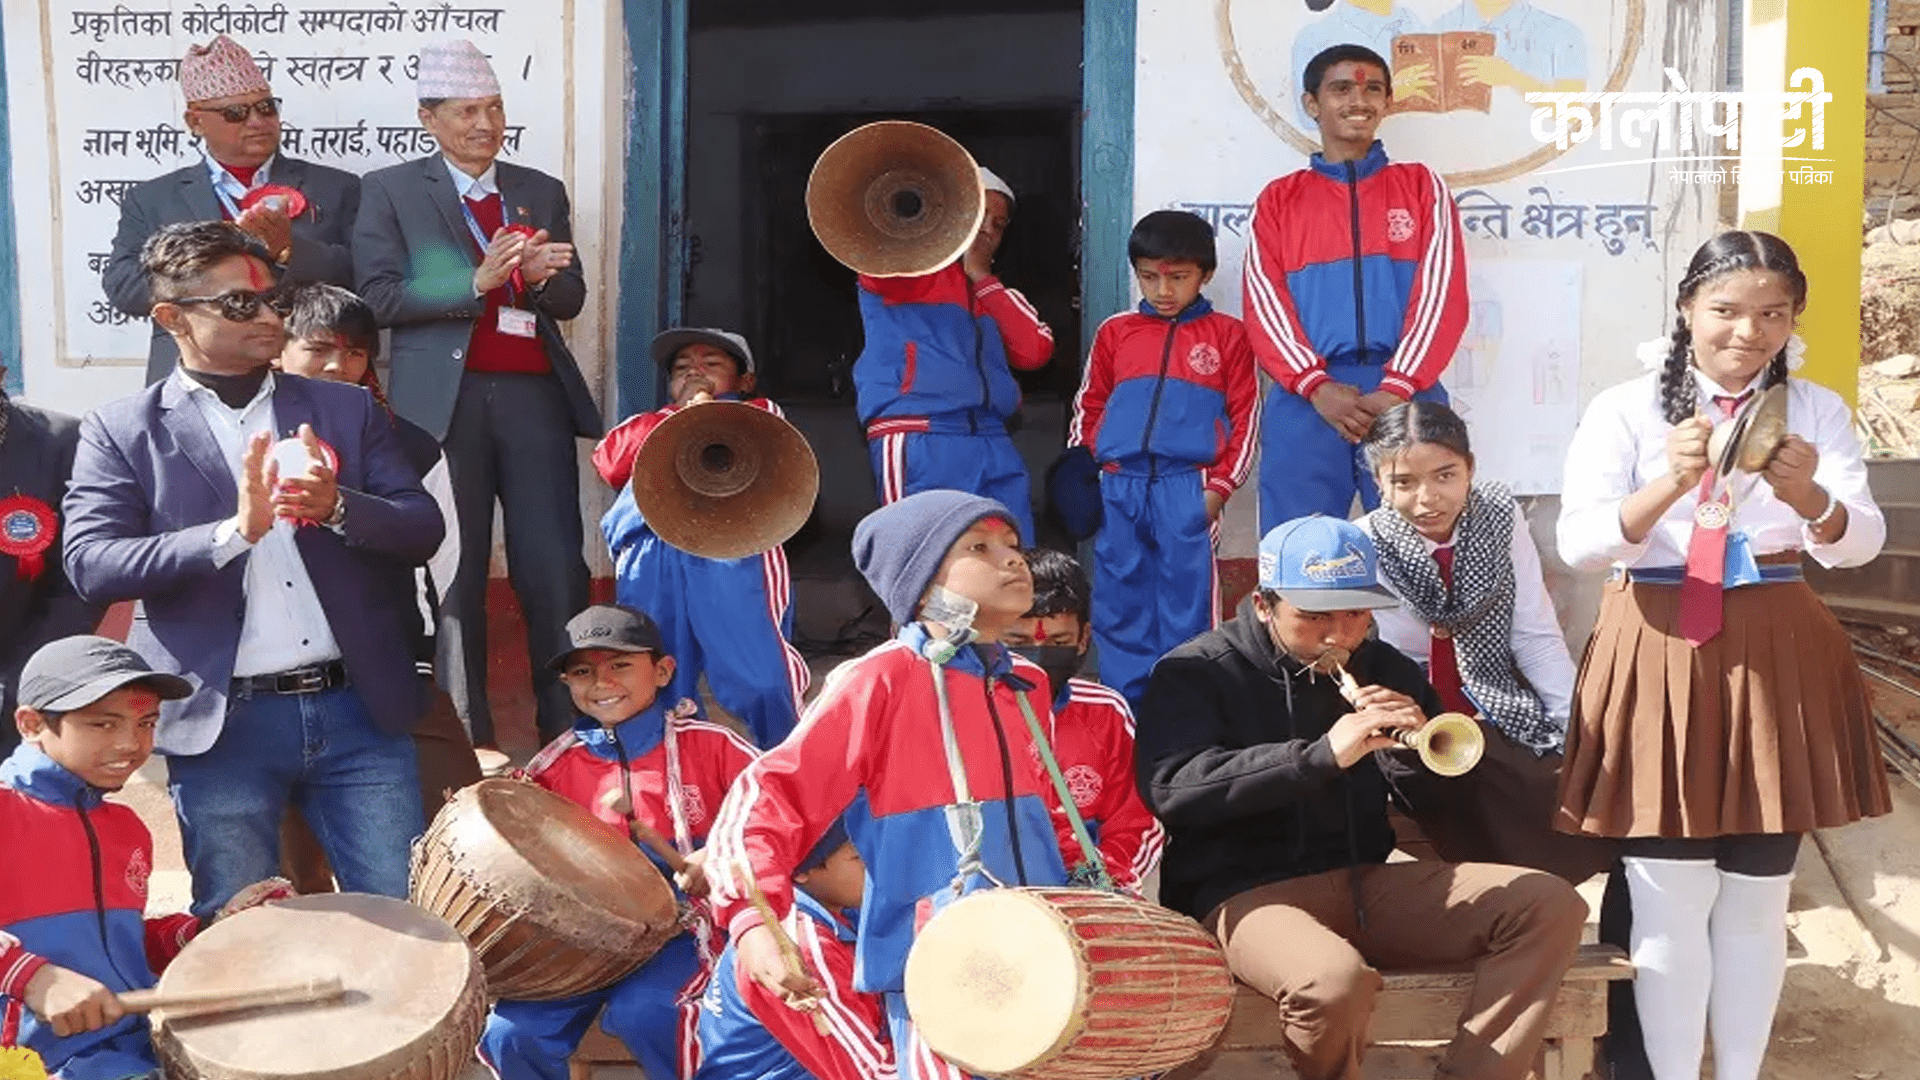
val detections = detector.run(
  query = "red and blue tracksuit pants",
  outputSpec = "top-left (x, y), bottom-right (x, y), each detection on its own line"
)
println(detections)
top-left (604, 490), bottom-right (808, 747)
top-left (1257, 364), bottom-right (1449, 535)
top-left (1092, 466), bottom-right (1216, 705)
top-left (479, 933), bottom-right (703, 1080)
top-left (867, 415), bottom-right (1035, 543)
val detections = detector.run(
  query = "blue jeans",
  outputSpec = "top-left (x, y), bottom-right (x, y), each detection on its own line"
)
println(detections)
top-left (167, 684), bottom-right (424, 920)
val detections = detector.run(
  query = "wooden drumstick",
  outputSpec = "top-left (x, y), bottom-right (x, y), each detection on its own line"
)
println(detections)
top-left (597, 787), bottom-right (688, 872)
top-left (737, 861), bottom-right (832, 1036)
top-left (119, 976), bottom-right (345, 1017)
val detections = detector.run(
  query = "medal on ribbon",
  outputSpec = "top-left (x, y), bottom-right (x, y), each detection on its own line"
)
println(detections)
top-left (0, 494), bottom-right (56, 582)
top-left (240, 184), bottom-right (309, 218)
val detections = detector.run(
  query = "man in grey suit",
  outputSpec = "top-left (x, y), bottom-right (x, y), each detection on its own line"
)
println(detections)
top-left (64, 222), bottom-right (443, 918)
top-left (354, 40), bottom-right (600, 747)
top-left (103, 34), bottom-right (359, 385)
top-left (0, 366), bottom-right (106, 756)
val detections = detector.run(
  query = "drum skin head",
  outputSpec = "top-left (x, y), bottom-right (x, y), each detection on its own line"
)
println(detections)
top-left (904, 890), bottom-right (1085, 1076)
top-left (452, 779), bottom-right (679, 939)
top-left (154, 893), bottom-right (484, 1080)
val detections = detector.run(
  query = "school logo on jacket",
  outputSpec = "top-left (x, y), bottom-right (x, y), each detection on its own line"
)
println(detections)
top-left (126, 846), bottom-right (151, 899)
top-left (1386, 208), bottom-right (1416, 244)
top-left (1186, 342), bottom-right (1221, 376)
top-left (680, 785), bottom-right (708, 831)
top-left (1065, 764), bottom-right (1103, 809)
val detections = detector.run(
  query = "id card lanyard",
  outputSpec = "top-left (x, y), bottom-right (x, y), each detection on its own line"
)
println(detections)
top-left (458, 195), bottom-right (519, 307)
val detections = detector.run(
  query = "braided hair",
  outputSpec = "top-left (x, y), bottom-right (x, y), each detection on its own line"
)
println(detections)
top-left (1658, 230), bottom-right (1807, 426)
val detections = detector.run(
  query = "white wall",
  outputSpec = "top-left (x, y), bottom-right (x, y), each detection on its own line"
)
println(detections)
top-left (1134, 0), bottom-right (1724, 588)
top-left (4, 0), bottom-right (628, 572)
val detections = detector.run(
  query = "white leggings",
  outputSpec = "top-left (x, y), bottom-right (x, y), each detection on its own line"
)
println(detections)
top-left (1622, 836), bottom-right (1798, 1080)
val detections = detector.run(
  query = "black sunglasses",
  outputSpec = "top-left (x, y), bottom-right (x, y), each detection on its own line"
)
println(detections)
top-left (172, 289), bottom-right (291, 322)
top-left (192, 97), bottom-right (281, 124)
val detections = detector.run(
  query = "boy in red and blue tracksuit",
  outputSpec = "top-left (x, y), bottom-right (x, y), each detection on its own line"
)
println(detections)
top-left (693, 820), bottom-right (893, 1080)
top-left (480, 605), bottom-right (759, 1080)
top-left (707, 491), bottom-right (1080, 1080)
top-left (1, 637), bottom-right (197, 1080)
top-left (857, 168), bottom-right (1054, 542)
top-left (1069, 211), bottom-right (1258, 704)
top-left (1001, 549), bottom-right (1165, 895)
top-left (592, 328), bottom-right (809, 747)
top-left (1243, 44), bottom-right (1467, 534)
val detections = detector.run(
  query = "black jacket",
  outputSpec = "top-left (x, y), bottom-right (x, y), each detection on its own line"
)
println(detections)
top-left (0, 401), bottom-right (106, 734)
top-left (1134, 596), bottom-right (1442, 919)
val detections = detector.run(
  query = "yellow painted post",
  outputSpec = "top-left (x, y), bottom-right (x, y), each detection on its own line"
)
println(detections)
top-left (1743, 0), bottom-right (1868, 405)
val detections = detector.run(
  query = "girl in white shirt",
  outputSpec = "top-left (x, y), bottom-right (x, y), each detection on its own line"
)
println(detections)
top-left (1555, 230), bottom-right (1890, 1080)
top-left (1358, 401), bottom-right (1612, 884)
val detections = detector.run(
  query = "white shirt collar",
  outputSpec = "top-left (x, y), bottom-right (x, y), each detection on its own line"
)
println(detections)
top-left (204, 153), bottom-right (276, 194)
top-left (1690, 365), bottom-right (1768, 405)
top-left (175, 367), bottom-right (276, 416)
top-left (443, 157), bottom-right (499, 200)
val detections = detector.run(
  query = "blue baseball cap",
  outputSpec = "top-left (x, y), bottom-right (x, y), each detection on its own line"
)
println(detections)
top-left (1256, 516), bottom-right (1399, 613)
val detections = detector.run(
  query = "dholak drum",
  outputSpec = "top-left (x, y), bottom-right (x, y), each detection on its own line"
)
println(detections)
top-left (410, 778), bottom-right (682, 1000)
top-left (152, 893), bottom-right (484, 1080)
top-left (904, 888), bottom-right (1234, 1080)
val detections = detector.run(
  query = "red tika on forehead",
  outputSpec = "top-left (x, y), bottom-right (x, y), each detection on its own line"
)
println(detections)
top-left (242, 259), bottom-right (274, 290)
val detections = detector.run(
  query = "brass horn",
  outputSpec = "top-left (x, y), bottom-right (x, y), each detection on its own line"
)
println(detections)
top-left (630, 399), bottom-right (819, 560)
top-left (806, 120), bottom-right (986, 278)
top-left (1706, 384), bottom-right (1790, 474)
top-left (1326, 655), bottom-right (1485, 777)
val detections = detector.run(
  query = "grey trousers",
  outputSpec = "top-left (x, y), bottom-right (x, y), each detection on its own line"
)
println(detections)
top-left (437, 371), bottom-right (589, 745)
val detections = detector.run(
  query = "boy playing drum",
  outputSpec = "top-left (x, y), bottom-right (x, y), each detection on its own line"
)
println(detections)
top-left (479, 605), bottom-right (758, 1080)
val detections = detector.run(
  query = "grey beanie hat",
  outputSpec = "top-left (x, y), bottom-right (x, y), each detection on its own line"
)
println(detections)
top-left (852, 490), bottom-right (1018, 625)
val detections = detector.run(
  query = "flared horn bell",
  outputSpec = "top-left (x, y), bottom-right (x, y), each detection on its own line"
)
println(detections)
top-left (806, 120), bottom-right (985, 278)
top-left (630, 400), bottom-right (819, 560)
top-left (1392, 713), bottom-right (1486, 777)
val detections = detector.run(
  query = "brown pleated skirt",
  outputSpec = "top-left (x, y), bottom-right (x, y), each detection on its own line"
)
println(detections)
top-left (1555, 574), bottom-right (1892, 838)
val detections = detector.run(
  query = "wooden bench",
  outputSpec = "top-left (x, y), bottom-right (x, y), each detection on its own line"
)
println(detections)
top-left (569, 944), bottom-right (1631, 1080)
top-left (1169, 943), bottom-right (1633, 1080)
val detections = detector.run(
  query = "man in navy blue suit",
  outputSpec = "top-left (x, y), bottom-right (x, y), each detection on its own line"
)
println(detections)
top-left (63, 222), bottom-right (444, 918)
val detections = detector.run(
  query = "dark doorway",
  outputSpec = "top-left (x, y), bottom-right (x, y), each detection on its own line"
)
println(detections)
top-left (681, 5), bottom-right (1086, 646)
top-left (747, 108), bottom-right (1081, 404)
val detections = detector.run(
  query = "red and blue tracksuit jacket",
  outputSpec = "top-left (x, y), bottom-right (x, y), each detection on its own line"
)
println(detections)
top-left (1034, 678), bottom-right (1166, 895)
top-left (0, 745), bottom-right (199, 1080)
top-left (590, 397), bottom-right (810, 747)
top-left (1241, 140), bottom-right (1467, 402)
top-left (1067, 297), bottom-right (1259, 501)
top-left (1066, 298), bottom-right (1259, 702)
top-left (693, 892), bottom-right (893, 1080)
top-left (706, 628), bottom-right (1073, 997)
top-left (479, 704), bottom-right (759, 1080)
top-left (521, 701), bottom-right (760, 936)
top-left (853, 265), bottom-right (1053, 433)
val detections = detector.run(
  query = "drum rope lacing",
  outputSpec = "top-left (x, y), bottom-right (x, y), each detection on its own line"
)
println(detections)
top-left (924, 653), bottom-right (1115, 895)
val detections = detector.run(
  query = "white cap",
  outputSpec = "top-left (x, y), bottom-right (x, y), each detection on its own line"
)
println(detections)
top-left (979, 166), bottom-right (1014, 203)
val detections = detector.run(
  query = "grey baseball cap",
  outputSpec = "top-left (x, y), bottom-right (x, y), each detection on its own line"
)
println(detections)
top-left (18, 636), bottom-right (192, 712)
top-left (650, 328), bottom-right (754, 374)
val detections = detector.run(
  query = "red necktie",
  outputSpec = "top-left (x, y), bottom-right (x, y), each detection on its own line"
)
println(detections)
top-left (1676, 394), bottom-right (1749, 646)
top-left (1428, 546), bottom-right (1474, 716)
